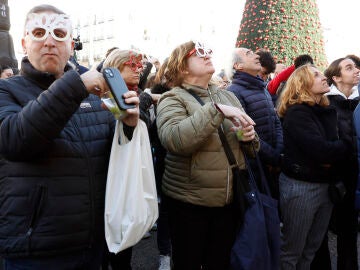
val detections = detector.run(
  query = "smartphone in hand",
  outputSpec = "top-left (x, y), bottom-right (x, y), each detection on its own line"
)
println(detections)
top-left (103, 67), bottom-right (136, 110)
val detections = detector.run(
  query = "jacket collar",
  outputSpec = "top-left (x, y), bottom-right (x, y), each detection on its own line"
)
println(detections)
top-left (326, 84), bottom-right (359, 100)
top-left (232, 71), bottom-right (265, 90)
top-left (20, 56), bottom-right (74, 90)
top-left (181, 82), bottom-right (216, 97)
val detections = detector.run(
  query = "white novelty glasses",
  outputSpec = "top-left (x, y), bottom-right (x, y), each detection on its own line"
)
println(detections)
top-left (187, 41), bottom-right (213, 58)
top-left (25, 13), bottom-right (72, 42)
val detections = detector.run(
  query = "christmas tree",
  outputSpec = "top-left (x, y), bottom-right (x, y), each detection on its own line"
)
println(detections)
top-left (236, 0), bottom-right (327, 68)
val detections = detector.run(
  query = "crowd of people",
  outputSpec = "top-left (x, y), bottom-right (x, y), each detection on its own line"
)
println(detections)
top-left (0, 3), bottom-right (359, 270)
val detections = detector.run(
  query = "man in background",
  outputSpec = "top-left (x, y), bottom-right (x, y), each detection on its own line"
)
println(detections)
top-left (256, 48), bottom-right (276, 84)
top-left (0, 65), bottom-right (14, 78)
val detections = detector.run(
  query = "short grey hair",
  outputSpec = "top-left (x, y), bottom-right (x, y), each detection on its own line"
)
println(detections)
top-left (226, 48), bottom-right (243, 80)
top-left (231, 49), bottom-right (243, 66)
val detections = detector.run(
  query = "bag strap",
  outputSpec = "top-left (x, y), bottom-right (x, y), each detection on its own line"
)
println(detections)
top-left (253, 144), bottom-right (272, 195)
top-left (188, 91), bottom-right (272, 195)
top-left (240, 142), bottom-right (272, 196)
top-left (188, 90), bottom-right (251, 227)
top-left (188, 91), bottom-right (238, 167)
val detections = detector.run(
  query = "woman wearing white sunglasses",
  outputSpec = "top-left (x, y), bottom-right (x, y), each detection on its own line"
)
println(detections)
top-left (156, 40), bottom-right (259, 269)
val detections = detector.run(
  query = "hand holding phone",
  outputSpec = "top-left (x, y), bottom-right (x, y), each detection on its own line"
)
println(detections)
top-left (103, 67), bottom-right (136, 110)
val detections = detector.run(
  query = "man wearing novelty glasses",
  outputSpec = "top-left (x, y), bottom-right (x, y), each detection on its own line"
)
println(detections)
top-left (0, 4), bottom-right (139, 270)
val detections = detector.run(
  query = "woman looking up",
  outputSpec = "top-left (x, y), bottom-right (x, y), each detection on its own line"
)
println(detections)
top-left (323, 58), bottom-right (360, 270)
top-left (277, 64), bottom-right (351, 269)
top-left (156, 40), bottom-right (259, 269)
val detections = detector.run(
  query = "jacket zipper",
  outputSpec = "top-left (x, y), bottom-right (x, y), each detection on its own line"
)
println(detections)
top-left (26, 184), bottom-right (46, 255)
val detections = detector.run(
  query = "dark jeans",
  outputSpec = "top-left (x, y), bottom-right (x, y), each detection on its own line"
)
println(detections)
top-left (164, 195), bottom-right (236, 270)
top-left (3, 243), bottom-right (104, 270)
top-left (157, 197), bottom-right (171, 256)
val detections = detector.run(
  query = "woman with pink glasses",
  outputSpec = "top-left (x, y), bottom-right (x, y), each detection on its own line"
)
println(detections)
top-left (102, 49), bottom-right (161, 127)
top-left (101, 49), bottom-right (159, 270)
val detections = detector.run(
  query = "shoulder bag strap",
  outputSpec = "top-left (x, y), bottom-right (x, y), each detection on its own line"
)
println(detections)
top-left (189, 91), bottom-right (271, 195)
top-left (188, 90), bottom-right (250, 226)
top-left (252, 143), bottom-right (272, 195)
top-left (240, 142), bottom-right (272, 196)
top-left (188, 91), bottom-right (238, 167)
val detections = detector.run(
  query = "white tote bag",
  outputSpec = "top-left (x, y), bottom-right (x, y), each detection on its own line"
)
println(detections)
top-left (105, 120), bottom-right (158, 254)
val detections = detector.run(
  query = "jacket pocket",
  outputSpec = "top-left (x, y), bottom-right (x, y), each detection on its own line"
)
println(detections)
top-left (26, 184), bottom-right (47, 254)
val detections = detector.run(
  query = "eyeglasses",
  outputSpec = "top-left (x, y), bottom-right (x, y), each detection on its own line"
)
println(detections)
top-left (26, 27), bottom-right (70, 42)
top-left (246, 50), bottom-right (254, 56)
top-left (25, 13), bottom-right (72, 42)
top-left (124, 53), bottom-right (143, 72)
top-left (187, 42), bottom-right (213, 58)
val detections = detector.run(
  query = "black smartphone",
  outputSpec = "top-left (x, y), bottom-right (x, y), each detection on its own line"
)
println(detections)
top-left (102, 67), bottom-right (136, 110)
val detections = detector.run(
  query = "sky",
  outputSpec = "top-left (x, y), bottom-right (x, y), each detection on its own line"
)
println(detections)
top-left (7, 0), bottom-right (360, 70)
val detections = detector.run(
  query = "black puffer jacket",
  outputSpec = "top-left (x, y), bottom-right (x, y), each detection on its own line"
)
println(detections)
top-left (0, 58), bottom-right (115, 258)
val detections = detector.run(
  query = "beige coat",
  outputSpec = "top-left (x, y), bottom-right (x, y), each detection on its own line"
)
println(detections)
top-left (156, 83), bottom-right (259, 207)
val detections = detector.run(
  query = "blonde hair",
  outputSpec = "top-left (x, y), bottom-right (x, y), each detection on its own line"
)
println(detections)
top-left (102, 49), bottom-right (142, 72)
top-left (277, 64), bottom-right (329, 117)
top-left (164, 41), bottom-right (195, 87)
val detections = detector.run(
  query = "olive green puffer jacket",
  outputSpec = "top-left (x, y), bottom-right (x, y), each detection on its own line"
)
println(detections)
top-left (156, 83), bottom-right (259, 207)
